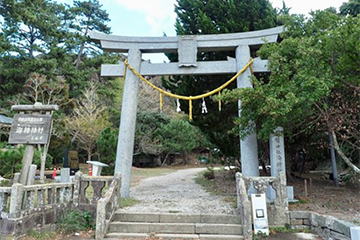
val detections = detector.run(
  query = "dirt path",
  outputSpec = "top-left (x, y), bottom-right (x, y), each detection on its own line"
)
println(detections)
top-left (123, 167), bottom-right (236, 214)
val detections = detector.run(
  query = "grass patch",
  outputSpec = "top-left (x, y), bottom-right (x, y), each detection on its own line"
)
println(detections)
top-left (195, 169), bottom-right (237, 208)
top-left (58, 210), bottom-right (94, 234)
top-left (26, 230), bottom-right (57, 240)
top-left (121, 197), bottom-right (141, 208)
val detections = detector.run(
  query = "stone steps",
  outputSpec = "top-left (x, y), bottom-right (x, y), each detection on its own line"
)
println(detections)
top-left (105, 211), bottom-right (244, 240)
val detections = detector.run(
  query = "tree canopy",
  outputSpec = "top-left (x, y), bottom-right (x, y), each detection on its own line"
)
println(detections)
top-left (164, 0), bottom-right (279, 158)
top-left (222, 10), bottom-right (360, 174)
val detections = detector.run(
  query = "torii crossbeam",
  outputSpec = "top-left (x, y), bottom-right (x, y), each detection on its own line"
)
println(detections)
top-left (90, 26), bottom-right (283, 197)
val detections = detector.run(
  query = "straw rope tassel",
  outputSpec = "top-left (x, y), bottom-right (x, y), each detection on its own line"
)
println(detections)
top-left (159, 93), bottom-right (163, 112)
top-left (218, 92), bottom-right (222, 112)
top-left (189, 99), bottom-right (193, 121)
top-left (176, 99), bottom-right (181, 112)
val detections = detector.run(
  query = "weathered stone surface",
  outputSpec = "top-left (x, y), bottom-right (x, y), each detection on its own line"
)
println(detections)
top-left (178, 36), bottom-right (197, 67)
top-left (114, 48), bottom-right (142, 198)
top-left (330, 230), bottom-right (351, 240)
top-left (200, 214), bottom-right (241, 224)
top-left (9, 184), bottom-right (24, 218)
top-left (26, 164), bottom-right (37, 185)
top-left (290, 211), bottom-right (311, 219)
top-left (290, 219), bottom-right (303, 225)
top-left (60, 168), bottom-right (70, 183)
top-left (89, 26), bottom-right (283, 53)
top-left (114, 212), bottom-right (160, 223)
top-left (13, 173), bottom-right (20, 184)
top-left (44, 210), bottom-right (55, 224)
top-left (303, 219), bottom-right (310, 225)
top-left (0, 219), bottom-right (15, 235)
top-left (270, 127), bottom-right (285, 177)
top-left (196, 223), bottom-right (242, 235)
top-left (100, 57), bottom-right (270, 77)
top-left (160, 213), bottom-right (200, 223)
top-left (350, 227), bottom-right (360, 240)
top-left (333, 219), bottom-right (355, 237)
top-left (19, 145), bottom-right (35, 185)
top-left (236, 45), bottom-right (259, 177)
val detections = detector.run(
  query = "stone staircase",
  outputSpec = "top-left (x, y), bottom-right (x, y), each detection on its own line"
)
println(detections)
top-left (105, 211), bottom-right (244, 240)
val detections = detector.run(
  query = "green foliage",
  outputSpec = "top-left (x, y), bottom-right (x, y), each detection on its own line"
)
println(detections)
top-left (222, 10), bottom-right (360, 167)
top-left (165, 0), bottom-right (280, 158)
top-left (0, 144), bottom-right (24, 178)
top-left (203, 166), bottom-right (215, 180)
top-left (340, 0), bottom-right (360, 16)
top-left (96, 127), bottom-right (118, 175)
top-left (135, 111), bottom-right (170, 156)
top-left (0, 143), bottom-right (52, 178)
top-left (27, 230), bottom-right (57, 240)
top-left (158, 119), bottom-right (205, 154)
top-left (58, 210), bottom-right (94, 234)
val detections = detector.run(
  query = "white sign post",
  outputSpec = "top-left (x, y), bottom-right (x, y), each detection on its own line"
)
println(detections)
top-left (251, 193), bottom-right (269, 235)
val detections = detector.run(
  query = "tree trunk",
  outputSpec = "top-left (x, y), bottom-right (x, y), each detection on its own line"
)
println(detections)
top-left (75, 43), bottom-right (85, 69)
top-left (161, 151), bottom-right (172, 167)
top-left (328, 132), bottom-right (339, 187)
top-left (331, 131), bottom-right (360, 175)
top-left (181, 151), bottom-right (189, 165)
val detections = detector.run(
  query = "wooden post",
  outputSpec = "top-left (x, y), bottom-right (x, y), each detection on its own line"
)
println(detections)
top-left (19, 145), bottom-right (35, 185)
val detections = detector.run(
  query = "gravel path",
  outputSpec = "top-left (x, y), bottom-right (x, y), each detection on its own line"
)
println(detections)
top-left (123, 168), bottom-right (237, 214)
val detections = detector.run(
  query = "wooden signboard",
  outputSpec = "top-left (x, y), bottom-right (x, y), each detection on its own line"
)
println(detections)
top-left (8, 114), bottom-right (52, 144)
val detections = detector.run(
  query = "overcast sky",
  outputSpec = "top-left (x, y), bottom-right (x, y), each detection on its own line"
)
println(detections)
top-left (57, 0), bottom-right (346, 37)
top-left (56, 0), bottom-right (347, 61)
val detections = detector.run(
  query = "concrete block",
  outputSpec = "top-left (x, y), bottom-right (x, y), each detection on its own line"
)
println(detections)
top-left (60, 168), bottom-right (70, 183)
top-left (199, 234), bottom-right (244, 240)
top-left (287, 186), bottom-right (294, 200)
top-left (333, 219), bottom-right (355, 237)
top-left (105, 232), bottom-right (148, 239)
top-left (113, 212), bottom-right (160, 223)
top-left (290, 219), bottom-right (303, 225)
top-left (0, 219), bottom-right (15, 235)
top-left (148, 223), bottom-right (195, 234)
top-left (290, 211), bottom-right (311, 219)
top-left (160, 213), bottom-right (200, 223)
top-left (330, 230), bottom-right (351, 240)
top-left (196, 224), bottom-right (242, 235)
top-left (303, 219), bottom-right (311, 225)
top-left (310, 213), bottom-right (326, 227)
top-left (109, 222), bottom-right (150, 233)
top-left (350, 227), bottom-right (360, 240)
top-left (156, 233), bottom-right (200, 239)
top-left (200, 214), bottom-right (241, 224)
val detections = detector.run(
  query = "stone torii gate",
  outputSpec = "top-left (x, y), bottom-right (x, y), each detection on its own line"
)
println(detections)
top-left (90, 26), bottom-right (283, 197)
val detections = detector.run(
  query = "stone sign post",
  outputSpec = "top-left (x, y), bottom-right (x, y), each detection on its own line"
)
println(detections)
top-left (90, 26), bottom-right (283, 197)
top-left (8, 104), bottom-right (58, 185)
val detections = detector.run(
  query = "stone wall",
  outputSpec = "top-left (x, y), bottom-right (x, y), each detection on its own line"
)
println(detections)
top-left (0, 173), bottom-right (115, 240)
top-left (290, 211), bottom-right (358, 240)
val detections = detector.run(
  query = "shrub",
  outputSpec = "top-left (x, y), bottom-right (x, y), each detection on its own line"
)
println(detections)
top-left (58, 210), bottom-right (94, 234)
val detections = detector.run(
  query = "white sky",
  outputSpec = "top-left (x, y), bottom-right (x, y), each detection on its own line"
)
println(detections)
top-left (56, 0), bottom-right (347, 62)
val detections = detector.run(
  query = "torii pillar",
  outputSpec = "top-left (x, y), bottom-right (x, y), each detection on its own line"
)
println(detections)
top-left (90, 26), bottom-right (283, 197)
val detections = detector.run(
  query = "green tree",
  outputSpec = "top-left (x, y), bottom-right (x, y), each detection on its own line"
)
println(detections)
top-left (158, 118), bottom-right (207, 165)
top-left (222, 11), bottom-right (360, 174)
top-left (340, 0), bottom-right (360, 16)
top-left (70, 0), bottom-right (111, 68)
top-left (164, 0), bottom-right (278, 158)
top-left (96, 127), bottom-right (118, 175)
top-left (134, 111), bottom-right (170, 157)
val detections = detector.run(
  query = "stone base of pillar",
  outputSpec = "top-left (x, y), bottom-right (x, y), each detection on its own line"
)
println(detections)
top-left (266, 185), bottom-right (296, 202)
